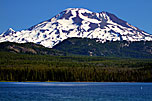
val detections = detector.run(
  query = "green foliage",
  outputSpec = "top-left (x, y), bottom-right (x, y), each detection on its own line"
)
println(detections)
top-left (0, 52), bottom-right (152, 82)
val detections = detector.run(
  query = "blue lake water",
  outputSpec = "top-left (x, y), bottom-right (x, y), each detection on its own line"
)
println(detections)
top-left (0, 82), bottom-right (152, 101)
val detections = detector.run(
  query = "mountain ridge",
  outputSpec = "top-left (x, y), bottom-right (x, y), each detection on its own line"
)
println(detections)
top-left (54, 37), bottom-right (152, 58)
top-left (1, 38), bottom-right (152, 58)
top-left (0, 42), bottom-right (66, 56)
top-left (0, 8), bottom-right (152, 48)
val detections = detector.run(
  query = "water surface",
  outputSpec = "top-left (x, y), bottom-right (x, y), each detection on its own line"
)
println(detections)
top-left (0, 82), bottom-right (152, 101)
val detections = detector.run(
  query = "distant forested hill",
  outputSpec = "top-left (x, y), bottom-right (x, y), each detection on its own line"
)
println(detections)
top-left (54, 38), bottom-right (152, 58)
top-left (1, 38), bottom-right (152, 58)
top-left (0, 42), bottom-right (66, 56)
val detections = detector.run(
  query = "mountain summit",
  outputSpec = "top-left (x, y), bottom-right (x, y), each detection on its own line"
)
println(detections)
top-left (0, 8), bottom-right (152, 48)
top-left (1, 28), bottom-right (15, 36)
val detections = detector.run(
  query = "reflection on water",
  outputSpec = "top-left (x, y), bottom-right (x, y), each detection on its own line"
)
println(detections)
top-left (0, 82), bottom-right (152, 101)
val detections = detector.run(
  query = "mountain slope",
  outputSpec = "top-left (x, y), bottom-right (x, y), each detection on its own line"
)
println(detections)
top-left (0, 8), bottom-right (152, 48)
top-left (1, 38), bottom-right (152, 58)
top-left (54, 38), bottom-right (152, 58)
top-left (0, 42), bottom-right (66, 56)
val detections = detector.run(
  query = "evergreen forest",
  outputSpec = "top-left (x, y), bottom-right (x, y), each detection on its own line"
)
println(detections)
top-left (0, 52), bottom-right (152, 82)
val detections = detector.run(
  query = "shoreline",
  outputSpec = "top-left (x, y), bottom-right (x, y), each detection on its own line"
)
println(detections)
top-left (0, 81), bottom-right (152, 83)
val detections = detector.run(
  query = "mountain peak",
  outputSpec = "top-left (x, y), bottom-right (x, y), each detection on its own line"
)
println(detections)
top-left (6, 28), bottom-right (15, 32)
top-left (1, 28), bottom-right (15, 36)
top-left (0, 8), bottom-right (152, 48)
top-left (64, 8), bottom-right (92, 12)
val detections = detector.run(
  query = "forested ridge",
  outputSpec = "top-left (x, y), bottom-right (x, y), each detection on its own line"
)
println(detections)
top-left (1, 38), bottom-right (152, 58)
top-left (0, 52), bottom-right (152, 82)
top-left (54, 38), bottom-right (152, 58)
top-left (0, 42), bottom-right (66, 56)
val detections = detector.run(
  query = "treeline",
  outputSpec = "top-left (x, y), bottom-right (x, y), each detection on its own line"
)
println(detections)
top-left (0, 52), bottom-right (152, 82)
top-left (0, 66), bottom-right (152, 82)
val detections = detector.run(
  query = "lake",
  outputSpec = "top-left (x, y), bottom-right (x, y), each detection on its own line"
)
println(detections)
top-left (0, 82), bottom-right (152, 101)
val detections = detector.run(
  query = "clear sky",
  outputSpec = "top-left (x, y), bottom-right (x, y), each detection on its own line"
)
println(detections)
top-left (0, 0), bottom-right (152, 34)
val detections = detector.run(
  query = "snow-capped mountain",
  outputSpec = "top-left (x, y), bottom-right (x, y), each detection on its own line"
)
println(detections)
top-left (1, 8), bottom-right (152, 48)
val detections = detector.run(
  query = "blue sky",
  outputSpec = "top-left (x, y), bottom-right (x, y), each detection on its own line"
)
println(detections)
top-left (0, 0), bottom-right (152, 34)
